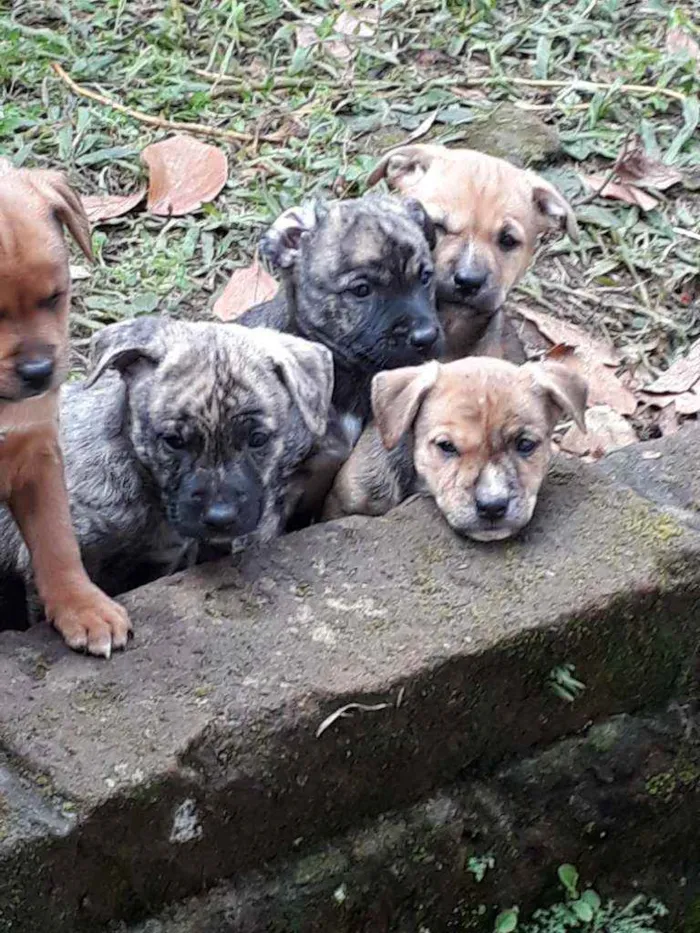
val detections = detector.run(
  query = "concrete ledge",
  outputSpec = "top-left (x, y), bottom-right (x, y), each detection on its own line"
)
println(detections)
top-left (1, 452), bottom-right (700, 930)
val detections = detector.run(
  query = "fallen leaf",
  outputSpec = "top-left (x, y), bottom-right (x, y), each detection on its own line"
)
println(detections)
top-left (644, 340), bottom-right (700, 394)
top-left (614, 136), bottom-right (683, 191)
top-left (295, 19), bottom-right (321, 50)
top-left (213, 258), bottom-right (278, 321)
top-left (636, 391), bottom-right (677, 409)
top-left (580, 353), bottom-right (638, 415)
top-left (81, 187), bottom-right (146, 224)
top-left (641, 451), bottom-right (663, 460)
top-left (299, 9), bottom-right (378, 62)
top-left (675, 388), bottom-right (700, 415)
top-left (560, 404), bottom-right (638, 457)
top-left (404, 111), bottom-right (438, 144)
top-left (515, 306), bottom-right (621, 365)
top-left (142, 135), bottom-right (228, 217)
top-left (334, 8), bottom-right (378, 39)
top-left (658, 403), bottom-right (680, 437)
top-left (666, 27), bottom-right (700, 61)
top-left (580, 173), bottom-right (659, 211)
top-left (70, 264), bottom-right (91, 281)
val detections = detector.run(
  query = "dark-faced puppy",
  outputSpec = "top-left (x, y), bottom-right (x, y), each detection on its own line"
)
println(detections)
top-left (325, 357), bottom-right (587, 541)
top-left (0, 317), bottom-right (333, 618)
top-left (369, 146), bottom-right (578, 361)
top-left (239, 194), bottom-right (443, 423)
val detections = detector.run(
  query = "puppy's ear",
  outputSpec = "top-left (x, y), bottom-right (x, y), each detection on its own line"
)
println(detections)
top-left (372, 361), bottom-right (440, 450)
top-left (86, 316), bottom-right (169, 386)
top-left (262, 330), bottom-right (334, 436)
top-left (402, 197), bottom-right (436, 249)
top-left (29, 170), bottom-right (94, 260)
top-left (260, 202), bottom-right (320, 270)
top-left (529, 360), bottom-right (588, 431)
top-left (367, 145), bottom-right (437, 191)
top-left (532, 180), bottom-right (579, 243)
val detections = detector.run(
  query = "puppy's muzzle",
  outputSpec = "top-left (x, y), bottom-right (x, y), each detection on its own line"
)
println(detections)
top-left (14, 347), bottom-right (56, 398)
top-left (475, 490), bottom-right (509, 522)
top-left (454, 267), bottom-right (489, 298)
top-left (177, 466), bottom-right (265, 542)
top-left (409, 322), bottom-right (441, 351)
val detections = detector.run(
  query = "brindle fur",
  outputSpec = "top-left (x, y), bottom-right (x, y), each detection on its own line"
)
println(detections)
top-left (0, 316), bottom-right (333, 624)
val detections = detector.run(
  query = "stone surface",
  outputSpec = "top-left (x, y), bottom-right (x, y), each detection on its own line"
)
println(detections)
top-left (115, 710), bottom-right (700, 933)
top-left (597, 427), bottom-right (700, 531)
top-left (0, 453), bottom-right (699, 930)
top-left (453, 104), bottom-right (561, 166)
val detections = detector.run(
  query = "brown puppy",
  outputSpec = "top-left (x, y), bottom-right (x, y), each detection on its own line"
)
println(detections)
top-left (0, 164), bottom-right (130, 656)
top-left (368, 145), bottom-right (579, 361)
top-left (325, 357), bottom-right (587, 541)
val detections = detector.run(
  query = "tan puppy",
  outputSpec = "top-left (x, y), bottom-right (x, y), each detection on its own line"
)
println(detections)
top-left (368, 145), bottom-right (579, 360)
top-left (0, 163), bottom-right (130, 656)
top-left (325, 357), bottom-right (587, 541)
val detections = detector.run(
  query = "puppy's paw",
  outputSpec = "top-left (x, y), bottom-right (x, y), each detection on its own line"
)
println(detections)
top-left (50, 585), bottom-right (132, 659)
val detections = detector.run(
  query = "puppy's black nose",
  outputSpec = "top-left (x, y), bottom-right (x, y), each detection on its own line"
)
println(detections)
top-left (409, 323), bottom-right (440, 349)
top-left (454, 269), bottom-right (488, 295)
top-left (15, 357), bottom-right (54, 393)
top-left (476, 494), bottom-right (509, 521)
top-left (203, 502), bottom-right (239, 529)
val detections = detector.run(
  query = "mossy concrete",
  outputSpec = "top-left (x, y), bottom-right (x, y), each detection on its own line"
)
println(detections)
top-left (114, 709), bottom-right (700, 933)
top-left (0, 451), bottom-right (699, 930)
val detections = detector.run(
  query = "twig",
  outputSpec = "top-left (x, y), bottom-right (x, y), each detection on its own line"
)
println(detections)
top-left (577, 129), bottom-right (634, 206)
top-left (315, 701), bottom-right (390, 738)
top-left (461, 75), bottom-right (687, 103)
top-left (51, 62), bottom-right (281, 146)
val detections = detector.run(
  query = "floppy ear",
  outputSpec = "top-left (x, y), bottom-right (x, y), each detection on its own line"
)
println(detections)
top-left (528, 360), bottom-right (588, 431)
top-left (532, 180), bottom-right (579, 243)
top-left (86, 316), bottom-right (171, 386)
top-left (372, 360), bottom-right (440, 450)
top-left (401, 197), bottom-right (436, 249)
top-left (29, 169), bottom-right (94, 260)
top-left (260, 330), bottom-right (334, 436)
top-left (259, 202), bottom-right (320, 271)
top-left (367, 145), bottom-right (438, 191)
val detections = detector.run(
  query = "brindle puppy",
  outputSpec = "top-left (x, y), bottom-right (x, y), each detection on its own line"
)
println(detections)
top-left (0, 316), bottom-right (333, 625)
top-left (239, 194), bottom-right (443, 424)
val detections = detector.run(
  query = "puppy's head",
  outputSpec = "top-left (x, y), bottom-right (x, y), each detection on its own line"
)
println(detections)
top-left (88, 317), bottom-right (333, 545)
top-left (260, 194), bottom-right (443, 374)
top-left (372, 356), bottom-right (587, 541)
top-left (0, 165), bottom-right (92, 402)
top-left (369, 145), bottom-right (577, 314)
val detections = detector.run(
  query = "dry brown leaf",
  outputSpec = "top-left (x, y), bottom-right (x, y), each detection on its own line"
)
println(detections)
top-left (644, 339), bottom-right (700, 394)
top-left (81, 187), bottom-right (146, 224)
top-left (334, 9), bottom-right (378, 38)
top-left (666, 27), bottom-right (700, 61)
top-left (658, 403), bottom-right (680, 436)
top-left (614, 136), bottom-right (683, 191)
top-left (213, 259), bottom-right (278, 322)
top-left (579, 353), bottom-right (638, 415)
top-left (675, 388), bottom-right (700, 415)
top-left (560, 404), bottom-right (638, 457)
top-left (142, 135), bottom-right (228, 217)
top-left (636, 391), bottom-right (677, 409)
top-left (580, 173), bottom-right (660, 211)
top-left (295, 19), bottom-right (321, 49)
top-left (515, 306), bottom-right (621, 365)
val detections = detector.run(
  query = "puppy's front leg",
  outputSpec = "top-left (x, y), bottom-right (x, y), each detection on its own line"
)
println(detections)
top-left (9, 438), bottom-right (132, 657)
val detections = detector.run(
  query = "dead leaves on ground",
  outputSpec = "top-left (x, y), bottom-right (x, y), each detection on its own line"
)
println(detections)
top-left (82, 134), bottom-right (228, 226)
top-left (142, 135), bottom-right (228, 216)
top-left (580, 134), bottom-right (684, 212)
top-left (517, 307), bottom-right (700, 460)
top-left (666, 26), bottom-right (700, 61)
top-left (295, 9), bottom-right (379, 64)
top-left (213, 258), bottom-right (278, 321)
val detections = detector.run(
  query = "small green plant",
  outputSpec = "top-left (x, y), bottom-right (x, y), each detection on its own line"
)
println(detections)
top-left (492, 864), bottom-right (668, 932)
top-left (548, 665), bottom-right (586, 703)
top-left (468, 853), bottom-right (496, 883)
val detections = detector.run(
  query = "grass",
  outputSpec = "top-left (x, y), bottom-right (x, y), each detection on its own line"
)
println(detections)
top-left (1, 0), bottom-right (699, 377)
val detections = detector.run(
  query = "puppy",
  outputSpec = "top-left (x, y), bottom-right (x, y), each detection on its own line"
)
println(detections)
top-left (368, 145), bottom-right (579, 361)
top-left (239, 194), bottom-right (443, 424)
top-left (325, 357), bottom-right (587, 541)
top-left (0, 164), bottom-right (130, 656)
top-left (0, 316), bottom-right (334, 619)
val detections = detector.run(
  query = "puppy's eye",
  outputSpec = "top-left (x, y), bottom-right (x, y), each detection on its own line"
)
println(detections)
top-left (420, 267), bottom-right (434, 286)
top-left (249, 429), bottom-right (271, 449)
top-left (161, 433), bottom-right (186, 451)
top-left (515, 436), bottom-right (539, 456)
top-left (498, 230), bottom-right (520, 252)
top-left (350, 282), bottom-right (371, 299)
top-left (435, 438), bottom-right (459, 456)
top-left (38, 290), bottom-right (64, 312)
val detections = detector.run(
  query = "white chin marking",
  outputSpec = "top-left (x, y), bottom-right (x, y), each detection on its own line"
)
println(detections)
top-left (462, 526), bottom-right (517, 542)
